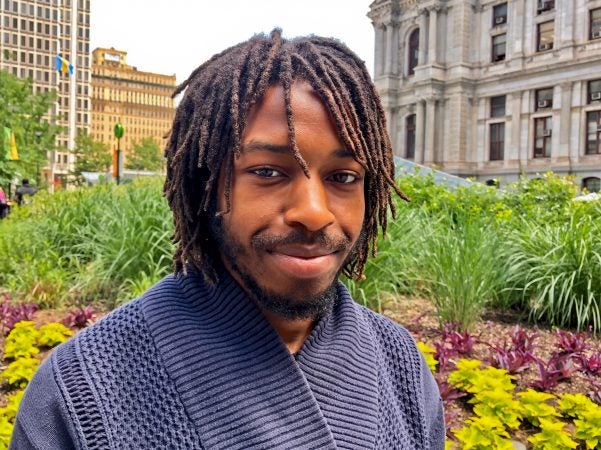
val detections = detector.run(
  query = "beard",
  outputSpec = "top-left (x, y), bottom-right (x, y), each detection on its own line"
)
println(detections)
top-left (208, 215), bottom-right (361, 321)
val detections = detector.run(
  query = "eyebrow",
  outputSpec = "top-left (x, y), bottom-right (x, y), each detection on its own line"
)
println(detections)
top-left (241, 140), bottom-right (355, 159)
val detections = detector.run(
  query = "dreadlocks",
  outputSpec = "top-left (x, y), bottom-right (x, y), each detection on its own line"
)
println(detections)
top-left (164, 29), bottom-right (406, 283)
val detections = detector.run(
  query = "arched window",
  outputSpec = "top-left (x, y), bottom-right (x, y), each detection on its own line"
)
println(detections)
top-left (405, 114), bottom-right (416, 159)
top-left (408, 29), bottom-right (420, 75)
top-left (583, 177), bottom-right (601, 193)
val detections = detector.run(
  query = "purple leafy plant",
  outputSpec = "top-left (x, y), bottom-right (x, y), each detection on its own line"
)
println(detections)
top-left (578, 351), bottom-right (601, 377)
top-left (438, 323), bottom-right (476, 355)
top-left (510, 325), bottom-right (538, 354)
top-left (0, 299), bottom-right (39, 335)
top-left (530, 353), bottom-right (577, 391)
top-left (555, 329), bottom-right (588, 355)
top-left (588, 377), bottom-right (601, 404)
top-left (486, 326), bottom-right (537, 373)
top-left (61, 305), bottom-right (96, 330)
top-left (434, 341), bottom-right (456, 373)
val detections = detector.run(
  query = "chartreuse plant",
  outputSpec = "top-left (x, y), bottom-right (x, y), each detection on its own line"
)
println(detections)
top-left (0, 415), bottom-right (12, 450)
top-left (3, 321), bottom-right (39, 360)
top-left (37, 322), bottom-right (72, 347)
top-left (447, 359), bottom-right (482, 391)
top-left (0, 357), bottom-right (39, 388)
top-left (0, 320), bottom-right (75, 447)
top-left (448, 359), bottom-right (516, 395)
top-left (517, 389), bottom-right (560, 427)
top-left (528, 418), bottom-right (578, 450)
top-left (470, 390), bottom-right (522, 430)
top-left (451, 415), bottom-right (514, 450)
top-left (417, 342), bottom-right (438, 372)
top-left (0, 390), bottom-right (24, 422)
top-left (558, 393), bottom-right (601, 449)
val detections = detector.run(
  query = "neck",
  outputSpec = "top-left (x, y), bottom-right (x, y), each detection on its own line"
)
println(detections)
top-left (260, 309), bottom-right (315, 354)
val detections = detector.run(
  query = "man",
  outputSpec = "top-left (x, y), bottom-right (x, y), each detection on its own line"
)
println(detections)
top-left (14, 179), bottom-right (37, 206)
top-left (12, 30), bottom-right (444, 449)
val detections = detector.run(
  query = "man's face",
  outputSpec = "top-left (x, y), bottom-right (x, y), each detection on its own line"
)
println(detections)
top-left (214, 81), bottom-right (366, 319)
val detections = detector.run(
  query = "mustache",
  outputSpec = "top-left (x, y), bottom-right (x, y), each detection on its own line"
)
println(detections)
top-left (251, 229), bottom-right (352, 253)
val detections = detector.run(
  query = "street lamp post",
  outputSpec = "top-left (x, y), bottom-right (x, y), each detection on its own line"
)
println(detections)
top-left (113, 122), bottom-right (124, 185)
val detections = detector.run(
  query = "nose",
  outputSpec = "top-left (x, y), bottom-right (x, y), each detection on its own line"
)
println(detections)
top-left (284, 176), bottom-right (335, 232)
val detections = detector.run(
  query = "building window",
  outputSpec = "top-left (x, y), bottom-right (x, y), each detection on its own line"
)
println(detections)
top-left (491, 95), bottom-right (506, 117)
top-left (408, 29), bottom-right (419, 75)
top-left (583, 177), bottom-right (601, 193)
top-left (537, 0), bottom-right (554, 14)
top-left (537, 21), bottom-right (554, 51)
top-left (493, 3), bottom-right (508, 26)
top-left (405, 114), bottom-right (416, 159)
top-left (492, 34), bottom-right (506, 62)
top-left (534, 117), bottom-right (552, 157)
top-left (535, 88), bottom-right (553, 110)
top-left (591, 9), bottom-right (601, 40)
top-left (490, 123), bottom-right (505, 160)
top-left (588, 80), bottom-right (601, 103)
top-left (586, 111), bottom-right (601, 155)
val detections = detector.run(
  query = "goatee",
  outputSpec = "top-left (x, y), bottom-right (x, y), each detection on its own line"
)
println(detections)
top-left (208, 215), bottom-right (343, 320)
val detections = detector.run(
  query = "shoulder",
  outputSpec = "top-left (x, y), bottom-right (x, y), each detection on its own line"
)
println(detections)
top-left (11, 353), bottom-right (80, 449)
top-left (351, 305), bottom-right (445, 448)
top-left (54, 275), bottom-right (183, 370)
top-left (354, 302), bottom-right (420, 355)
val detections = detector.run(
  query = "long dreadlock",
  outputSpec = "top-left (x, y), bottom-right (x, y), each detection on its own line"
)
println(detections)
top-left (164, 29), bottom-right (407, 284)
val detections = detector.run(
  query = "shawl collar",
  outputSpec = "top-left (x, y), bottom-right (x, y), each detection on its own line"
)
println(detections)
top-left (142, 271), bottom-right (379, 449)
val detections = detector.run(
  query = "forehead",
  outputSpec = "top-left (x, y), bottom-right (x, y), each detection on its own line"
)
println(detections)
top-left (241, 81), bottom-right (352, 157)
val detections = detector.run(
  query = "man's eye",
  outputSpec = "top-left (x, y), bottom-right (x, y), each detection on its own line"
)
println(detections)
top-left (252, 168), bottom-right (283, 178)
top-left (330, 173), bottom-right (358, 184)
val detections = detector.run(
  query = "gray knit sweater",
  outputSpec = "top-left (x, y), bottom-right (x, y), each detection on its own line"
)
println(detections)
top-left (11, 271), bottom-right (445, 449)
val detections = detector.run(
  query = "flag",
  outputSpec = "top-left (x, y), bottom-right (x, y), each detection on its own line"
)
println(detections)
top-left (9, 129), bottom-right (18, 160)
top-left (2, 127), bottom-right (18, 161)
top-left (54, 55), bottom-right (74, 75)
top-left (3, 127), bottom-right (10, 160)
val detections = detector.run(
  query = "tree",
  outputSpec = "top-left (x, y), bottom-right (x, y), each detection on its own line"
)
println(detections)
top-left (0, 70), bottom-right (60, 187)
top-left (125, 137), bottom-right (164, 172)
top-left (72, 131), bottom-right (112, 175)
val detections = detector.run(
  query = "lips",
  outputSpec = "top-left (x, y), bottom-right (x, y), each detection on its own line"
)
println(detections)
top-left (267, 246), bottom-right (339, 279)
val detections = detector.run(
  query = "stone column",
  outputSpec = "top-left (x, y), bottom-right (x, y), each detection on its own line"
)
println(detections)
top-left (559, 82), bottom-right (573, 158)
top-left (428, 6), bottom-right (439, 64)
top-left (374, 24), bottom-right (386, 77)
top-left (389, 107), bottom-right (400, 156)
top-left (415, 99), bottom-right (426, 164)
top-left (384, 23), bottom-right (399, 75)
top-left (510, 91), bottom-right (522, 162)
top-left (559, 1), bottom-right (575, 47)
top-left (424, 97), bottom-right (437, 164)
top-left (391, 24), bottom-right (399, 75)
top-left (384, 25), bottom-right (392, 74)
top-left (418, 9), bottom-right (428, 67)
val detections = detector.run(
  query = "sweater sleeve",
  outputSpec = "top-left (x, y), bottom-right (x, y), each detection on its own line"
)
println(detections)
top-left (420, 354), bottom-right (446, 450)
top-left (10, 355), bottom-right (79, 450)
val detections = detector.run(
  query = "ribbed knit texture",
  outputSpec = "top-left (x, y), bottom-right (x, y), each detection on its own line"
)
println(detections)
top-left (48, 271), bottom-right (443, 449)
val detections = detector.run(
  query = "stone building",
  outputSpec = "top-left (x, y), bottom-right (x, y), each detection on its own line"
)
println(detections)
top-left (0, 0), bottom-right (92, 187)
top-left (90, 47), bottom-right (176, 165)
top-left (369, 0), bottom-right (601, 191)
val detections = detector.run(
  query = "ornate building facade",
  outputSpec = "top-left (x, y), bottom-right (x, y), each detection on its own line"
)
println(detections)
top-left (0, 0), bottom-right (92, 186)
top-left (90, 47), bottom-right (176, 165)
top-left (369, 0), bottom-right (601, 191)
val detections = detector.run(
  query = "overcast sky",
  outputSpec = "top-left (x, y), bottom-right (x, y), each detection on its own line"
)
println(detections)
top-left (89, 1), bottom-right (375, 85)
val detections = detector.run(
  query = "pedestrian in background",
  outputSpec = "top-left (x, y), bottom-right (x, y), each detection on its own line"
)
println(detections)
top-left (0, 186), bottom-right (8, 218)
top-left (14, 179), bottom-right (37, 206)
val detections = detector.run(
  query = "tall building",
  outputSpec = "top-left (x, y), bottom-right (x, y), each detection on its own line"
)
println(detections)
top-left (0, 0), bottom-right (91, 187)
top-left (90, 47), bottom-right (176, 165)
top-left (369, 0), bottom-right (601, 191)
